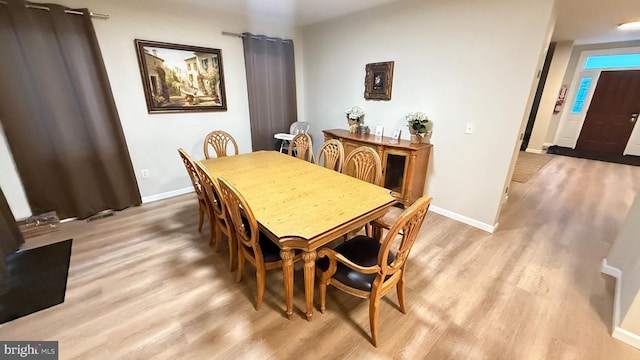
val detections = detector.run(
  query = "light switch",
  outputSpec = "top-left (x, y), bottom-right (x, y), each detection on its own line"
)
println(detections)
top-left (465, 123), bottom-right (474, 134)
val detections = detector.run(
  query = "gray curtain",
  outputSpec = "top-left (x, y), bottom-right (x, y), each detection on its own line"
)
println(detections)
top-left (243, 33), bottom-right (298, 151)
top-left (0, 188), bottom-right (24, 291)
top-left (0, 0), bottom-right (141, 220)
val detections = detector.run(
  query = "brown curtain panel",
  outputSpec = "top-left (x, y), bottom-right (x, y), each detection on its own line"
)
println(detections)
top-left (243, 33), bottom-right (298, 151)
top-left (0, 187), bottom-right (24, 290)
top-left (0, 0), bottom-right (141, 220)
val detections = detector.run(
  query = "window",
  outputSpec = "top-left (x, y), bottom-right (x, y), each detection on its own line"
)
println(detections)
top-left (201, 58), bottom-right (209, 70)
top-left (187, 63), bottom-right (191, 71)
top-left (584, 54), bottom-right (640, 69)
top-left (571, 77), bottom-right (592, 113)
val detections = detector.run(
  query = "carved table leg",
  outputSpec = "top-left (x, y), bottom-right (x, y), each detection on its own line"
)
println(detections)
top-left (280, 249), bottom-right (294, 319)
top-left (303, 250), bottom-right (317, 321)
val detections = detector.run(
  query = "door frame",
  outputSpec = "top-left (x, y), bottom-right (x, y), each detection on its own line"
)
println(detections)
top-left (553, 47), bottom-right (640, 155)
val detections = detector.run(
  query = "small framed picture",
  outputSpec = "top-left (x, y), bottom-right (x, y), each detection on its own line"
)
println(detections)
top-left (364, 61), bottom-right (394, 101)
top-left (389, 128), bottom-right (401, 144)
top-left (374, 125), bottom-right (384, 137)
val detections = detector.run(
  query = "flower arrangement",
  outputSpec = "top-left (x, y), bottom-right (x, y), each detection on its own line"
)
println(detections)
top-left (345, 106), bottom-right (365, 121)
top-left (406, 111), bottom-right (432, 133)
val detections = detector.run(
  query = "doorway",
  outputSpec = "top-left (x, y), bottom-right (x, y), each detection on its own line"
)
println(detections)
top-left (553, 49), bottom-right (640, 156)
top-left (521, 42), bottom-right (556, 151)
top-left (576, 70), bottom-right (640, 155)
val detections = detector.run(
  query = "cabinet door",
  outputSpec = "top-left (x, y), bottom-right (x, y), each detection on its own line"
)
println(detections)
top-left (342, 140), bottom-right (360, 158)
top-left (382, 150), bottom-right (410, 202)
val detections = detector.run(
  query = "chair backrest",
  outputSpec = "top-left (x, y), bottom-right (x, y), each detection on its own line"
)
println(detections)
top-left (289, 121), bottom-right (310, 135)
top-left (204, 130), bottom-right (239, 159)
top-left (316, 139), bottom-right (344, 172)
top-left (377, 196), bottom-right (432, 278)
top-left (194, 161), bottom-right (226, 223)
top-left (178, 148), bottom-right (205, 201)
top-left (343, 146), bottom-right (382, 184)
top-left (218, 177), bottom-right (265, 261)
top-left (288, 133), bottom-right (313, 162)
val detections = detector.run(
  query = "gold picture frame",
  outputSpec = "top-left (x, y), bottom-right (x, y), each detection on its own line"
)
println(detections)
top-left (135, 39), bottom-right (227, 113)
top-left (364, 61), bottom-right (394, 101)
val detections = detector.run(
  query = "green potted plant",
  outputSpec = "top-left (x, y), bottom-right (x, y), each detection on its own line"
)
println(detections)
top-left (406, 112), bottom-right (432, 144)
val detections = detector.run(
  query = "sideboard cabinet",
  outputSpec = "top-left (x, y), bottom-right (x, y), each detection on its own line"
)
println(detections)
top-left (323, 129), bottom-right (432, 206)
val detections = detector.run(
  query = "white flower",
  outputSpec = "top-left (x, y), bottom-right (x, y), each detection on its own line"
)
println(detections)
top-left (405, 111), bottom-right (429, 122)
top-left (345, 106), bottom-right (365, 120)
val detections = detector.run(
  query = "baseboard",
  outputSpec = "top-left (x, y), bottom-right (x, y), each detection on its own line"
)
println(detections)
top-left (601, 258), bottom-right (622, 278)
top-left (141, 187), bottom-right (193, 203)
top-left (542, 143), bottom-right (553, 150)
top-left (601, 259), bottom-right (640, 350)
top-left (613, 327), bottom-right (640, 350)
top-left (429, 205), bottom-right (495, 233)
top-left (525, 148), bottom-right (546, 154)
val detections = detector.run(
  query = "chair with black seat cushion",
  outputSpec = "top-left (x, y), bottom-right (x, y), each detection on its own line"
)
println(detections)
top-left (218, 177), bottom-right (301, 310)
top-left (177, 148), bottom-right (208, 233)
top-left (317, 196), bottom-right (432, 347)
top-left (203, 130), bottom-right (239, 159)
top-left (194, 162), bottom-right (236, 270)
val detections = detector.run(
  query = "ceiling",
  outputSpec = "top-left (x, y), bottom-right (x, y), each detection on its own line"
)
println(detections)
top-left (178, 0), bottom-right (640, 45)
top-left (179, 0), bottom-right (400, 27)
top-left (553, 0), bottom-right (640, 45)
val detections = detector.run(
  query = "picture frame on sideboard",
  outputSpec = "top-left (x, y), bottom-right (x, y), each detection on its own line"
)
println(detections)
top-left (389, 128), bottom-right (401, 144)
top-left (374, 125), bottom-right (384, 137)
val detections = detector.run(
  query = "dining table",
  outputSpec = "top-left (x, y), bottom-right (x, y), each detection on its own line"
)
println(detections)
top-left (200, 150), bottom-right (396, 320)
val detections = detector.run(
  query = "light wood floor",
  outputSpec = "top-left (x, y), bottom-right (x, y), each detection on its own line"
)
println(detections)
top-left (2, 154), bottom-right (640, 359)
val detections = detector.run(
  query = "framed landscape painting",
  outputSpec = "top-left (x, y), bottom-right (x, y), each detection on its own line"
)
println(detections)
top-left (134, 39), bottom-right (227, 113)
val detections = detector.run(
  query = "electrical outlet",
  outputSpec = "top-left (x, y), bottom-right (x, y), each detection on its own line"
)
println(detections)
top-left (465, 122), bottom-right (474, 134)
top-left (141, 169), bottom-right (150, 179)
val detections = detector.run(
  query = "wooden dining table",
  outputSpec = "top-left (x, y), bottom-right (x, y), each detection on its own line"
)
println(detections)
top-left (200, 151), bottom-right (396, 320)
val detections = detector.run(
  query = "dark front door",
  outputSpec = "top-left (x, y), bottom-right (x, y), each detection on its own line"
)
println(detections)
top-left (576, 70), bottom-right (640, 155)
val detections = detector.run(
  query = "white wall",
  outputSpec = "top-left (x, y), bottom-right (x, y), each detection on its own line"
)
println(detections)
top-left (543, 41), bottom-right (574, 145)
top-left (0, 0), bottom-right (302, 215)
top-left (301, 0), bottom-right (555, 228)
top-left (607, 189), bottom-right (640, 342)
top-left (0, 127), bottom-right (30, 219)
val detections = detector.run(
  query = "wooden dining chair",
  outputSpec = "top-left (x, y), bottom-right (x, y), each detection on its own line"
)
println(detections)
top-left (317, 196), bottom-right (432, 347)
top-left (287, 133), bottom-right (313, 162)
top-left (316, 139), bottom-right (345, 172)
top-left (343, 146), bottom-right (382, 185)
top-left (177, 148), bottom-right (208, 233)
top-left (204, 130), bottom-right (239, 159)
top-left (218, 177), bottom-right (301, 311)
top-left (194, 162), bottom-right (236, 270)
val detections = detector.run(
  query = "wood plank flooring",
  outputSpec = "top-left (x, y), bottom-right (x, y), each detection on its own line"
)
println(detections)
top-left (2, 154), bottom-right (640, 359)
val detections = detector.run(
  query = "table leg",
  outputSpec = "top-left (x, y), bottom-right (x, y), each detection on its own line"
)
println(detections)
top-left (280, 249), bottom-right (294, 319)
top-left (303, 250), bottom-right (317, 321)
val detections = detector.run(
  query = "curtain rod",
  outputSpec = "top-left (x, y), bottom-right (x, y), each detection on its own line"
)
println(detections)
top-left (0, 1), bottom-right (109, 19)
top-left (221, 31), bottom-right (291, 43)
top-left (222, 31), bottom-right (245, 38)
